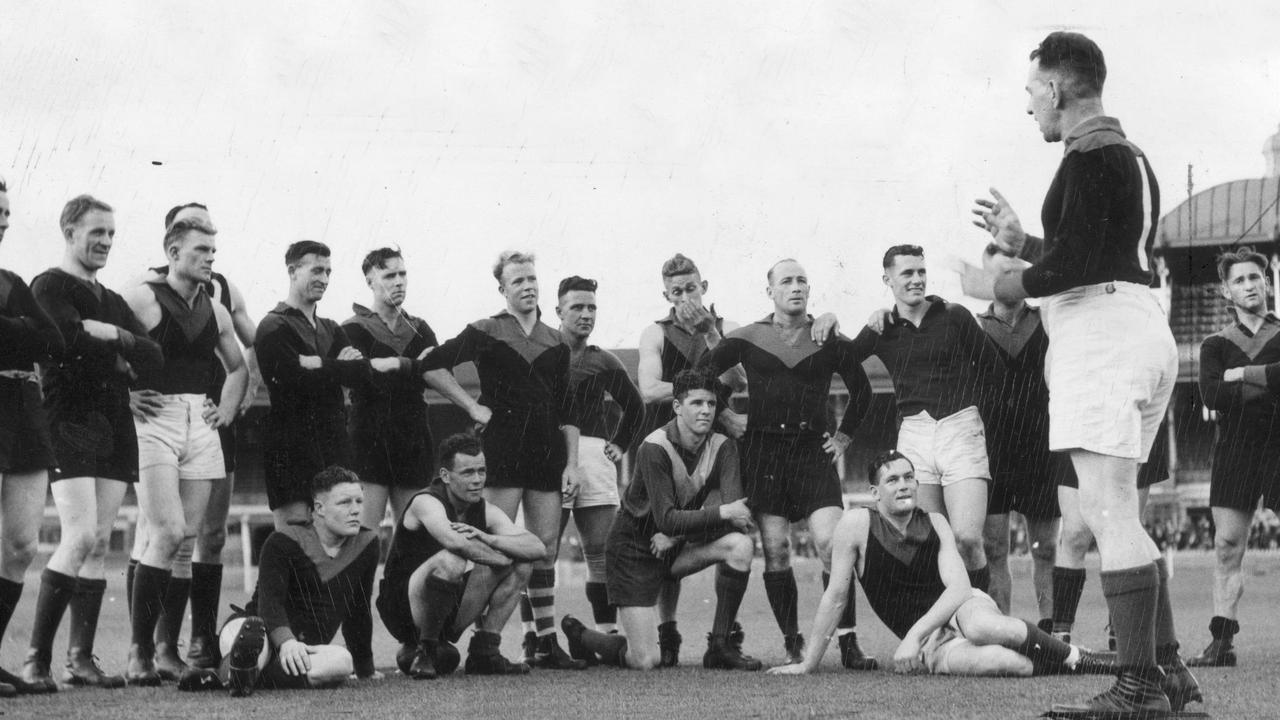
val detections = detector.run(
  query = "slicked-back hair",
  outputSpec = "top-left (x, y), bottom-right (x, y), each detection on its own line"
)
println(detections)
top-left (60, 195), bottom-right (113, 231)
top-left (868, 449), bottom-right (914, 485)
top-left (1030, 31), bottom-right (1106, 99)
top-left (285, 240), bottom-right (330, 269)
top-left (311, 465), bottom-right (361, 499)
top-left (882, 244), bottom-right (924, 270)
top-left (0, 176), bottom-right (7, 193)
top-left (439, 433), bottom-right (484, 471)
top-left (163, 218), bottom-right (216, 252)
top-left (661, 253), bottom-right (699, 279)
top-left (672, 368), bottom-right (718, 402)
top-left (493, 250), bottom-right (536, 283)
top-left (362, 247), bottom-right (403, 276)
top-left (767, 258), bottom-right (800, 284)
top-left (164, 202), bottom-right (208, 229)
top-left (1217, 246), bottom-right (1270, 283)
top-left (558, 275), bottom-right (598, 298)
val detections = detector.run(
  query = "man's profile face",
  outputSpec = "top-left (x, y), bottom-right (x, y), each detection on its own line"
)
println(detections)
top-left (442, 452), bottom-right (487, 504)
top-left (0, 192), bottom-right (10, 245)
top-left (556, 289), bottom-right (597, 342)
top-left (1223, 261), bottom-right (1268, 315)
top-left (169, 229), bottom-right (216, 284)
top-left (289, 253), bottom-right (332, 303)
top-left (1025, 61), bottom-right (1062, 143)
top-left (767, 261), bottom-right (809, 317)
top-left (66, 210), bottom-right (116, 272)
top-left (313, 482), bottom-right (364, 538)
top-left (673, 388), bottom-right (717, 437)
top-left (498, 261), bottom-right (539, 314)
top-left (871, 459), bottom-right (918, 516)
top-left (883, 254), bottom-right (927, 307)
top-left (663, 272), bottom-right (707, 309)
top-left (368, 256), bottom-right (407, 308)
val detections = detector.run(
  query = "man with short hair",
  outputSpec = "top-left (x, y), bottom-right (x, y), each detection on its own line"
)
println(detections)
top-left (26, 195), bottom-right (163, 691)
top-left (0, 179), bottom-right (65, 696)
top-left (1185, 247), bottom-right (1280, 668)
top-left (768, 451), bottom-right (1104, 678)
top-left (560, 369), bottom-right (762, 671)
top-left (121, 217), bottom-right (248, 686)
top-left (967, 30), bottom-right (1199, 717)
top-left (342, 247), bottom-right (491, 531)
top-left (698, 259), bottom-right (877, 667)
top-left (419, 251), bottom-right (585, 669)
top-left (216, 465), bottom-right (380, 697)
top-left (554, 276), bottom-right (644, 643)
top-left (377, 434), bottom-right (545, 678)
top-left (254, 241), bottom-right (404, 529)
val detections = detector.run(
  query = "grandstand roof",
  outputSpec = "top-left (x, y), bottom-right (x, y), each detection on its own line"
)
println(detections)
top-left (1157, 177), bottom-right (1280, 250)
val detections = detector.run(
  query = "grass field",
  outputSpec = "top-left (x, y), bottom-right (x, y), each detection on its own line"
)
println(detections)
top-left (0, 550), bottom-right (1273, 719)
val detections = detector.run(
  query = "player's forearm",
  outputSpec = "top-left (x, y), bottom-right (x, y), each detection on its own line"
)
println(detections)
top-left (639, 378), bottom-right (673, 404)
top-left (423, 368), bottom-right (481, 413)
top-left (485, 532), bottom-right (547, 562)
top-left (218, 366), bottom-right (250, 415)
top-left (800, 590), bottom-right (844, 671)
top-left (561, 424), bottom-right (580, 465)
top-left (445, 537), bottom-right (516, 567)
top-left (904, 586), bottom-right (969, 644)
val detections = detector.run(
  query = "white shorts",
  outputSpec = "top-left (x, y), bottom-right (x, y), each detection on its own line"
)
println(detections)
top-left (919, 589), bottom-right (999, 674)
top-left (896, 406), bottom-right (991, 487)
top-left (1041, 282), bottom-right (1177, 460)
top-left (563, 436), bottom-right (620, 509)
top-left (135, 394), bottom-right (226, 480)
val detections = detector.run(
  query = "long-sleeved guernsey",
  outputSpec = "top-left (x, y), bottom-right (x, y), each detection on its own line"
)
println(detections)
top-left (1199, 314), bottom-right (1280, 444)
top-left (620, 420), bottom-right (743, 542)
top-left (247, 524), bottom-right (379, 677)
top-left (566, 344), bottom-right (645, 447)
top-left (1018, 116), bottom-right (1160, 298)
top-left (31, 267), bottom-right (162, 410)
top-left (849, 296), bottom-right (1001, 421)
top-left (0, 269), bottom-right (64, 372)
top-left (341, 303), bottom-right (436, 461)
top-left (697, 316), bottom-right (873, 436)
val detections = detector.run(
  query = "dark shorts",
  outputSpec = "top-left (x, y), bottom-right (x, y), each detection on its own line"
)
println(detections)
top-left (351, 422), bottom-right (433, 490)
top-left (263, 415), bottom-right (351, 510)
top-left (376, 568), bottom-right (468, 645)
top-left (0, 377), bottom-right (57, 473)
top-left (739, 431), bottom-right (842, 522)
top-left (987, 443), bottom-right (1066, 520)
top-left (605, 512), bottom-right (679, 607)
top-left (48, 397), bottom-right (139, 484)
top-left (481, 410), bottom-right (566, 492)
top-left (1209, 439), bottom-right (1280, 513)
top-left (218, 423), bottom-right (237, 474)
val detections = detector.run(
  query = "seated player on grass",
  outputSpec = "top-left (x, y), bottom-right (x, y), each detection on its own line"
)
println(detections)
top-left (769, 450), bottom-right (1108, 677)
top-left (561, 369), bottom-right (761, 671)
top-left (377, 433), bottom-right (546, 679)
top-left (216, 466), bottom-right (380, 696)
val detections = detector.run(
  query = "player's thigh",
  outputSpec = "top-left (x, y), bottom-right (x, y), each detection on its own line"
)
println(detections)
top-left (306, 645), bottom-right (353, 684)
top-left (806, 505), bottom-right (843, 551)
top-left (1069, 450), bottom-right (1141, 527)
top-left (983, 513), bottom-right (1010, 558)
top-left (937, 640), bottom-right (1032, 677)
top-left (179, 478), bottom-right (214, 532)
top-left (203, 470), bottom-right (233, 530)
top-left (521, 488), bottom-right (564, 551)
top-left (572, 505), bottom-right (616, 550)
top-left (941, 478), bottom-right (988, 535)
top-left (484, 486), bottom-right (523, 521)
top-left (669, 532), bottom-right (751, 578)
top-left (50, 476), bottom-right (99, 531)
top-left (137, 464), bottom-right (185, 526)
top-left (90, 478), bottom-right (129, 550)
top-left (916, 482), bottom-right (945, 515)
top-left (0, 469), bottom-right (49, 548)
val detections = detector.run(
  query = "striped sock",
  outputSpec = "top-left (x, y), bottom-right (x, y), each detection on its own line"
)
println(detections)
top-left (528, 568), bottom-right (557, 637)
top-left (519, 595), bottom-right (536, 635)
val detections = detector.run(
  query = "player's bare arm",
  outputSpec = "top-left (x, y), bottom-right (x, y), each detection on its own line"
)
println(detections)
top-left (209, 301), bottom-right (249, 429)
top-left (411, 496), bottom-right (519, 568)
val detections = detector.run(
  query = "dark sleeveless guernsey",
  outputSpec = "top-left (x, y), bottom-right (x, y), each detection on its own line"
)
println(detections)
top-left (139, 279), bottom-right (219, 394)
top-left (641, 307), bottom-right (731, 442)
top-left (383, 482), bottom-right (491, 583)
top-left (151, 266), bottom-right (232, 397)
top-left (859, 508), bottom-right (946, 639)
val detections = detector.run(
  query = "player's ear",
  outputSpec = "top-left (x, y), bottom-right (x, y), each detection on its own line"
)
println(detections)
top-left (700, 280), bottom-right (709, 294)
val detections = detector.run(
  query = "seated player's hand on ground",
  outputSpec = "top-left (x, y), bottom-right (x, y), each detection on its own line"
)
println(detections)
top-left (299, 354), bottom-right (323, 369)
top-left (822, 431), bottom-right (851, 461)
top-left (469, 403), bottom-right (492, 430)
top-left (971, 187), bottom-right (1026, 255)
top-left (811, 312), bottom-right (840, 343)
top-left (1223, 367), bottom-right (1245, 382)
top-left (278, 639), bottom-right (315, 676)
top-left (352, 670), bottom-right (385, 681)
top-left (81, 318), bottom-right (120, 341)
top-left (369, 356), bottom-right (400, 373)
top-left (766, 662), bottom-right (809, 675)
top-left (719, 409), bottom-right (747, 440)
top-left (892, 636), bottom-right (925, 675)
top-left (603, 442), bottom-right (623, 463)
top-left (130, 389), bottom-right (165, 421)
top-left (337, 346), bottom-right (364, 361)
top-left (866, 308), bottom-right (892, 334)
top-left (650, 533), bottom-right (678, 558)
top-left (719, 498), bottom-right (754, 532)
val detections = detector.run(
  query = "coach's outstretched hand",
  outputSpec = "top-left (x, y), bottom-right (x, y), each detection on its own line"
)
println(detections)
top-left (971, 188), bottom-right (1027, 256)
top-left (279, 639), bottom-right (316, 676)
top-left (766, 662), bottom-right (809, 675)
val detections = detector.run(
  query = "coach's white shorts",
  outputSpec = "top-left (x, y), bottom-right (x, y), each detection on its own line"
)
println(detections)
top-left (135, 394), bottom-right (225, 480)
top-left (896, 406), bottom-right (991, 487)
top-left (920, 589), bottom-right (999, 674)
top-left (563, 436), bottom-right (620, 509)
top-left (1041, 282), bottom-right (1177, 461)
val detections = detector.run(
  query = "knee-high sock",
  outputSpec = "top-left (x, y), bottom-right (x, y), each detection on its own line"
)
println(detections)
top-left (28, 569), bottom-right (78, 660)
top-left (527, 568), bottom-right (557, 637)
top-left (584, 581), bottom-right (616, 632)
top-left (130, 564), bottom-right (171, 652)
top-left (1051, 567), bottom-right (1086, 634)
top-left (1153, 558), bottom-right (1180, 660)
top-left (126, 558), bottom-right (138, 615)
top-left (763, 569), bottom-right (799, 638)
top-left (821, 571), bottom-right (858, 632)
top-left (713, 565), bottom-right (751, 638)
top-left (189, 562), bottom-right (223, 642)
top-left (417, 577), bottom-right (463, 643)
top-left (575, 625), bottom-right (628, 666)
top-left (68, 577), bottom-right (108, 655)
top-left (519, 595), bottom-right (535, 635)
top-left (1100, 563), bottom-right (1158, 668)
top-left (967, 565), bottom-right (990, 593)
top-left (1014, 619), bottom-right (1074, 674)
top-left (0, 578), bottom-right (22, 649)
top-left (155, 577), bottom-right (191, 650)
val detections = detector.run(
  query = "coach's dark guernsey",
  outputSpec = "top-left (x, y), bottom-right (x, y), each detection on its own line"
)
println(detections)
top-left (567, 344), bottom-right (645, 446)
top-left (248, 524), bottom-right (379, 677)
top-left (0, 269), bottom-right (64, 372)
top-left (698, 317), bottom-right (873, 436)
top-left (1018, 116), bottom-right (1159, 297)
top-left (1200, 314), bottom-right (1280, 442)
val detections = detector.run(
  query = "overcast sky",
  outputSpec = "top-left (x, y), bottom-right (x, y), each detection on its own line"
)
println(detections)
top-left (3, 1), bottom-right (1278, 345)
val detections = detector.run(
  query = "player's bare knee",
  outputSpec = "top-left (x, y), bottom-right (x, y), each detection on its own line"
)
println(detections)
top-left (760, 533), bottom-right (790, 567)
top-left (427, 551), bottom-right (468, 582)
top-left (723, 532), bottom-right (754, 567)
top-left (628, 647), bottom-right (660, 670)
top-left (510, 560), bottom-right (533, 583)
top-left (1028, 536), bottom-right (1055, 564)
top-left (308, 646), bottom-right (353, 685)
top-left (199, 524), bottom-right (227, 557)
top-left (3, 534), bottom-right (38, 570)
top-left (1214, 533), bottom-right (1245, 565)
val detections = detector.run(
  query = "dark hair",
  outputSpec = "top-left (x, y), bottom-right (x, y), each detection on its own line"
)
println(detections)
top-left (558, 275), bottom-right (598, 298)
top-left (285, 240), bottom-right (330, 269)
top-left (164, 202), bottom-right (208, 229)
top-left (1217, 247), bottom-right (1269, 283)
top-left (661, 253), bottom-right (700, 279)
top-left (0, 176), bottom-right (7, 193)
top-left (439, 433), bottom-right (484, 471)
top-left (163, 217), bottom-right (216, 252)
top-left (1030, 32), bottom-right (1106, 99)
top-left (311, 465), bottom-right (360, 498)
top-left (867, 450), bottom-right (913, 484)
top-left (882, 244), bottom-right (924, 269)
top-left (672, 368), bottom-right (718, 402)
top-left (492, 250), bottom-right (536, 283)
top-left (361, 247), bottom-right (403, 276)
top-left (60, 194), bottom-right (113, 231)
top-left (767, 258), bottom-right (800, 284)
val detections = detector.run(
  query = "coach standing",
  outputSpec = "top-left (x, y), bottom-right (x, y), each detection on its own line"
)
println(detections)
top-left (966, 32), bottom-right (1199, 718)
